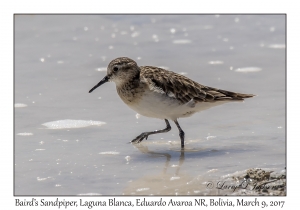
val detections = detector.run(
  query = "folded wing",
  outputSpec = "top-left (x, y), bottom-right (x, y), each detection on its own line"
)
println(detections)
top-left (141, 66), bottom-right (255, 104)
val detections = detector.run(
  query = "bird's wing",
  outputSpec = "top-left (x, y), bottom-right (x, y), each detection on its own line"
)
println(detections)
top-left (140, 66), bottom-right (254, 104)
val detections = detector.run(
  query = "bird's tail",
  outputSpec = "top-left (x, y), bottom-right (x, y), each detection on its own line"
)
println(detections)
top-left (217, 89), bottom-right (255, 100)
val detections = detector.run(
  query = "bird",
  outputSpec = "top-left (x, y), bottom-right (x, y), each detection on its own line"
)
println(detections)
top-left (89, 57), bottom-right (254, 149)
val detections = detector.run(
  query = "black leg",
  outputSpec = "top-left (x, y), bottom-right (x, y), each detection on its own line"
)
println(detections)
top-left (131, 119), bottom-right (171, 143)
top-left (174, 119), bottom-right (185, 149)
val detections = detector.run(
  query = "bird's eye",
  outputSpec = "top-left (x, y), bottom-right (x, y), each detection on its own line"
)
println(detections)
top-left (113, 66), bottom-right (118, 72)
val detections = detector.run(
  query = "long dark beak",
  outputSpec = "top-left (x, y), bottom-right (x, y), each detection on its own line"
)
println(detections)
top-left (89, 76), bottom-right (109, 93)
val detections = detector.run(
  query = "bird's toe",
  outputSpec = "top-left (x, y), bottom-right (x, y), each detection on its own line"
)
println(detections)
top-left (131, 133), bottom-right (149, 143)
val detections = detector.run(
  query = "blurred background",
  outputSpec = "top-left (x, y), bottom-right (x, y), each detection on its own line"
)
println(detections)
top-left (15, 15), bottom-right (285, 195)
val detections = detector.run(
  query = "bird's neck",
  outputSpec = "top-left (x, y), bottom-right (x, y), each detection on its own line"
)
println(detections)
top-left (115, 69), bottom-right (140, 89)
top-left (116, 72), bottom-right (144, 104)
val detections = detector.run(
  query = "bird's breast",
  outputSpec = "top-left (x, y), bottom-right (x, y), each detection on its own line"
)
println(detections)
top-left (124, 88), bottom-right (185, 120)
top-left (116, 83), bottom-right (145, 105)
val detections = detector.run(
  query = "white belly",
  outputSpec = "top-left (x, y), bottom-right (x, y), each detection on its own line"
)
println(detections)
top-left (126, 89), bottom-right (229, 120)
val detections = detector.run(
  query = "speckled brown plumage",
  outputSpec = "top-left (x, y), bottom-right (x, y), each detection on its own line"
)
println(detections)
top-left (140, 66), bottom-right (254, 105)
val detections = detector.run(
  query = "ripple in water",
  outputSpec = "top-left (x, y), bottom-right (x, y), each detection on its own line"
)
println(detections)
top-left (42, 119), bottom-right (106, 129)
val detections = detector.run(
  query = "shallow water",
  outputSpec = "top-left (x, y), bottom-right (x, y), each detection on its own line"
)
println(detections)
top-left (15, 14), bottom-right (285, 195)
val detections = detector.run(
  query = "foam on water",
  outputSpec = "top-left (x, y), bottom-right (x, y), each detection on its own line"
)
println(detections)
top-left (206, 135), bottom-right (216, 140)
top-left (136, 188), bottom-right (150, 192)
top-left (235, 67), bottom-right (262, 73)
top-left (15, 103), bottom-right (27, 108)
top-left (125, 156), bottom-right (131, 161)
top-left (95, 67), bottom-right (107, 72)
top-left (17, 132), bottom-right (33, 136)
top-left (173, 39), bottom-right (191, 44)
top-left (170, 176), bottom-right (181, 181)
top-left (99, 151), bottom-right (120, 155)
top-left (42, 119), bottom-right (106, 129)
top-left (268, 44), bottom-right (285, 49)
top-left (208, 61), bottom-right (224, 65)
top-left (37, 177), bottom-right (48, 181)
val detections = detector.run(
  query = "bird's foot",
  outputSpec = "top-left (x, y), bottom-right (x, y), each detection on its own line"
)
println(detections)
top-left (131, 132), bottom-right (149, 143)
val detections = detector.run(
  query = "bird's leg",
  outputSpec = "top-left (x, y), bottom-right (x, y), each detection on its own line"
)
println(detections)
top-left (131, 119), bottom-right (171, 143)
top-left (174, 119), bottom-right (185, 149)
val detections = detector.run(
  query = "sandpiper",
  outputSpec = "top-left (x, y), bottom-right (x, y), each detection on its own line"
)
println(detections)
top-left (89, 57), bottom-right (254, 148)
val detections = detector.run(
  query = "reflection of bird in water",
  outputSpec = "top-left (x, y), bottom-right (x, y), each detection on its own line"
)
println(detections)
top-left (134, 144), bottom-right (185, 175)
top-left (123, 144), bottom-right (189, 195)
top-left (123, 144), bottom-right (222, 196)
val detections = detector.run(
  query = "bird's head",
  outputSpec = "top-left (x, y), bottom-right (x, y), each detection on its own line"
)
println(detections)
top-left (89, 57), bottom-right (140, 93)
